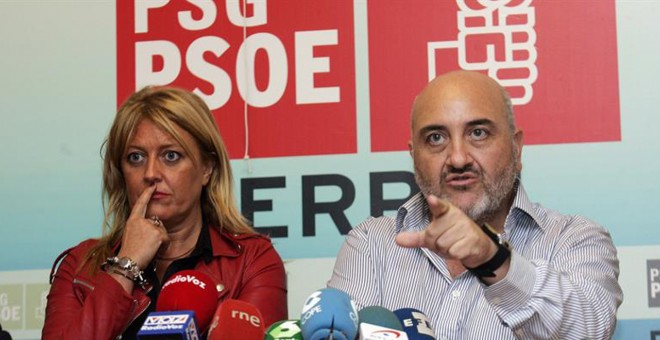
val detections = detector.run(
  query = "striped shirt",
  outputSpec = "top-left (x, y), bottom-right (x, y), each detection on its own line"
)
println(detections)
top-left (328, 184), bottom-right (622, 339)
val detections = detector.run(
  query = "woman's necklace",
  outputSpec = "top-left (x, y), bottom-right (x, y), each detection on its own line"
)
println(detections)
top-left (155, 244), bottom-right (196, 261)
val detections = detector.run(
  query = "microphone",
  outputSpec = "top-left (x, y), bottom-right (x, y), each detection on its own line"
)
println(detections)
top-left (0, 323), bottom-right (12, 340)
top-left (264, 320), bottom-right (303, 340)
top-left (358, 306), bottom-right (408, 340)
top-left (155, 270), bottom-right (218, 332)
top-left (207, 299), bottom-right (265, 340)
top-left (393, 308), bottom-right (436, 339)
top-left (299, 287), bottom-right (359, 340)
top-left (137, 270), bottom-right (217, 339)
top-left (137, 311), bottom-right (199, 339)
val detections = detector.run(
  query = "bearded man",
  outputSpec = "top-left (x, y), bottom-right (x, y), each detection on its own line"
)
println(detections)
top-left (328, 70), bottom-right (622, 339)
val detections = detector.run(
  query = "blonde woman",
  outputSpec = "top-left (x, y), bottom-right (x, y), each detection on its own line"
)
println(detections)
top-left (43, 86), bottom-right (287, 339)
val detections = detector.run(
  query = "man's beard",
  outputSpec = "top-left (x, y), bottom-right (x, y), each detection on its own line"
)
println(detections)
top-left (414, 157), bottom-right (519, 223)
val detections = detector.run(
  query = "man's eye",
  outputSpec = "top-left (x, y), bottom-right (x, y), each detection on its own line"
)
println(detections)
top-left (471, 128), bottom-right (488, 140)
top-left (127, 152), bottom-right (144, 164)
top-left (427, 133), bottom-right (445, 145)
top-left (164, 151), bottom-right (181, 162)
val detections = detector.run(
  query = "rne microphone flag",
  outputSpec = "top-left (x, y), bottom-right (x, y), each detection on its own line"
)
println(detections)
top-left (207, 299), bottom-right (265, 340)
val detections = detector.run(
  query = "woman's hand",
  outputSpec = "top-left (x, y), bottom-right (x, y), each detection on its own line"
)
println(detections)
top-left (117, 185), bottom-right (170, 269)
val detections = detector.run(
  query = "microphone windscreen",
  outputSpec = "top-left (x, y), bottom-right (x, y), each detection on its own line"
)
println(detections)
top-left (300, 287), bottom-right (359, 340)
top-left (137, 310), bottom-right (199, 339)
top-left (393, 308), bottom-right (436, 339)
top-left (264, 320), bottom-right (303, 340)
top-left (357, 306), bottom-right (408, 340)
top-left (156, 270), bottom-right (217, 332)
top-left (0, 323), bottom-right (10, 340)
top-left (207, 299), bottom-right (265, 340)
top-left (358, 306), bottom-right (403, 330)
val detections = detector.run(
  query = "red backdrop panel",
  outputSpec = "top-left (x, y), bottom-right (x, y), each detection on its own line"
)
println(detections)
top-left (118, 1), bottom-right (356, 159)
top-left (368, 0), bottom-right (620, 151)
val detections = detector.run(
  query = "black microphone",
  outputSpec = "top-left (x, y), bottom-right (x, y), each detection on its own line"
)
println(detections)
top-left (0, 323), bottom-right (13, 340)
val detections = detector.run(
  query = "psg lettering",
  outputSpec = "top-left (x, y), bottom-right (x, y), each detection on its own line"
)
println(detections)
top-left (134, 0), bottom-right (339, 110)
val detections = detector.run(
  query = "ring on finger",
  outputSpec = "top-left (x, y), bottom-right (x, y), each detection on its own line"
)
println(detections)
top-left (150, 216), bottom-right (162, 226)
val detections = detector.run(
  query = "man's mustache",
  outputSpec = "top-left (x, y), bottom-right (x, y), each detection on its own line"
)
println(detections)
top-left (443, 165), bottom-right (480, 181)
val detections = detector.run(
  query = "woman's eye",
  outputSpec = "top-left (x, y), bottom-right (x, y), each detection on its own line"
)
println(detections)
top-left (164, 151), bottom-right (181, 162)
top-left (127, 152), bottom-right (144, 164)
top-left (427, 133), bottom-right (445, 145)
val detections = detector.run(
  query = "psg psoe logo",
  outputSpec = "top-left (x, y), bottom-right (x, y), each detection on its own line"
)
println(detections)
top-left (118, 1), bottom-right (619, 158)
top-left (117, 0), bottom-right (356, 159)
top-left (426, 0), bottom-right (537, 105)
top-left (367, 0), bottom-right (620, 152)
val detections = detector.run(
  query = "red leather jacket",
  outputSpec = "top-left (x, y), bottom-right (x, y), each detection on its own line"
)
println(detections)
top-left (42, 226), bottom-right (287, 339)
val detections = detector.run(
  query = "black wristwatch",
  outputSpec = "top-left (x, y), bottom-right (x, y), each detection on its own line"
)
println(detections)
top-left (467, 223), bottom-right (511, 278)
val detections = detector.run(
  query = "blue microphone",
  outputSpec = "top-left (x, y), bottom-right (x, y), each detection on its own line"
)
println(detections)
top-left (393, 308), bottom-right (436, 339)
top-left (300, 288), bottom-right (359, 340)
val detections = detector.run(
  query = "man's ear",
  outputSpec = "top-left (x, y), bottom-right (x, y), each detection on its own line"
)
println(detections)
top-left (408, 140), bottom-right (413, 157)
top-left (513, 129), bottom-right (524, 172)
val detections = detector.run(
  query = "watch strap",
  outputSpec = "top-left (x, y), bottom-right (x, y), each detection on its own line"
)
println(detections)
top-left (466, 223), bottom-right (511, 278)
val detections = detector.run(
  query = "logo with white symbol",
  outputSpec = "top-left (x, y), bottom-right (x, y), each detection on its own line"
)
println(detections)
top-left (427, 0), bottom-right (537, 105)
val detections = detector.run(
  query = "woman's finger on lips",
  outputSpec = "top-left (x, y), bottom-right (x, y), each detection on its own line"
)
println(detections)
top-left (129, 185), bottom-right (157, 219)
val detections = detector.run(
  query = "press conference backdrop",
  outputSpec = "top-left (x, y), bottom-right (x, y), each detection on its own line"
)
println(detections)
top-left (0, 1), bottom-right (658, 338)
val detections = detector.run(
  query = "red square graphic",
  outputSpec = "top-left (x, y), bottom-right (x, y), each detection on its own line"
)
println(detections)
top-left (368, 0), bottom-right (620, 151)
top-left (118, 1), bottom-right (356, 159)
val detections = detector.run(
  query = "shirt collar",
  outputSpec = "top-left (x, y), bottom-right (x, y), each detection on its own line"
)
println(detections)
top-left (507, 182), bottom-right (545, 232)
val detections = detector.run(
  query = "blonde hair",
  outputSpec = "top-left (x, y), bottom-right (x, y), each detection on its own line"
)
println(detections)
top-left (84, 86), bottom-right (253, 272)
